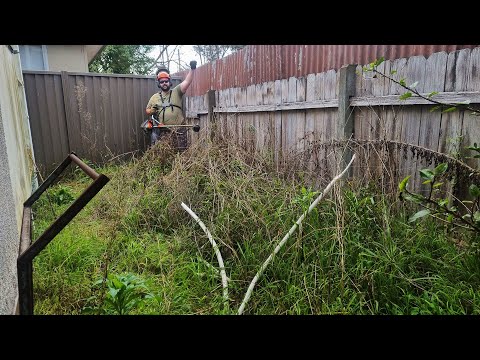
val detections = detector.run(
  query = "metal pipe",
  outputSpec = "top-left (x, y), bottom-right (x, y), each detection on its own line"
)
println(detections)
top-left (23, 154), bottom-right (73, 207)
top-left (17, 153), bottom-right (110, 315)
top-left (69, 152), bottom-right (100, 180)
top-left (19, 207), bottom-right (31, 256)
top-left (18, 175), bottom-right (109, 264)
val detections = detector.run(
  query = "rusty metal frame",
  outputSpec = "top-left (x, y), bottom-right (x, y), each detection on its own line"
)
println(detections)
top-left (17, 152), bottom-right (110, 315)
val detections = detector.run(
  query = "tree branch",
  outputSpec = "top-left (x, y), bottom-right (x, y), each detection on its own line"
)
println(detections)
top-left (371, 68), bottom-right (480, 115)
top-left (403, 189), bottom-right (480, 232)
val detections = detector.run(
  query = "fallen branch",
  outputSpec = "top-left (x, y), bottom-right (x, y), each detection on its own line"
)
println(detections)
top-left (181, 202), bottom-right (229, 310)
top-left (237, 154), bottom-right (356, 315)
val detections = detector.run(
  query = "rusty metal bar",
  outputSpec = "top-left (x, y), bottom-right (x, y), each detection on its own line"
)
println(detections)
top-left (23, 153), bottom-right (74, 207)
top-left (19, 207), bottom-right (32, 256)
top-left (17, 206), bottom-right (33, 315)
top-left (18, 175), bottom-right (109, 263)
top-left (69, 152), bottom-right (100, 180)
top-left (17, 153), bottom-right (110, 315)
top-left (17, 261), bottom-right (33, 315)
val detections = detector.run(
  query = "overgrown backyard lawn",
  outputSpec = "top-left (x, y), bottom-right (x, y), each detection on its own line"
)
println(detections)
top-left (31, 139), bottom-right (480, 315)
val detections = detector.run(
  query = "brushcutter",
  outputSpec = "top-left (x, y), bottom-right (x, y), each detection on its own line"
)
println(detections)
top-left (141, 114), bottom-right (200, 133)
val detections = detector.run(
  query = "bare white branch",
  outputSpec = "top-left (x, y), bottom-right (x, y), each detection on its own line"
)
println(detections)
top-left (181, 202), bottom-right (229, 309)
top-left (237, 154), bottom-right (356, 315)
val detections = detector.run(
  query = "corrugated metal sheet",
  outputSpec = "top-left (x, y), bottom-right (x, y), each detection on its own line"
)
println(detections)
top-left (23, 72), bottom-right (70, 175)
top-left (23, 70), bottom-right (182, 175)
top-left (175, 45), bottom-right (479, 97)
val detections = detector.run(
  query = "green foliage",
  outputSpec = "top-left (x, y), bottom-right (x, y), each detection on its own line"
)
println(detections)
top-left (398, 176), bottom-right (411, 192)
top-left (32, 216), bottom-right (108, 314)
top-left (363, 57), bottom-right (480, 117)
top-left (365, 55), bottom-right (480, 235)
top-left (83, 273), bottom-right (153, 315)
top-left (399, 163), bottom-right (480, 234)
top-left (409, 209), bottom-right (431, 222)
top-left (89, 45), bottom-right (156, 75)
top-left (292, 186), bottom-right (319, 212)
top-left (466, 143), bottom-right (480, 159)
top-left (443, 106), bottom-right (458, 113)
top-left (31, 140), bottom-right (480, 315)
top-left (399, 92), bottom-right (412, 100)
top-left (51, 185), bottom-right (75, 206)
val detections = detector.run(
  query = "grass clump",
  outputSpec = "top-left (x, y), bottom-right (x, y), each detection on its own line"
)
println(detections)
top-left (31, 137), bottom-right (480, 314)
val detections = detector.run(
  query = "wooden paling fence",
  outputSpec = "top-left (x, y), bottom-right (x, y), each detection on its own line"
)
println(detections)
top-left (185, 47), bottom-right (480, 194)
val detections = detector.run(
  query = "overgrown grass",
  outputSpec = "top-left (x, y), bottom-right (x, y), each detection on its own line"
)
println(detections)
top-left (31, 138), bottom-right (480, 314)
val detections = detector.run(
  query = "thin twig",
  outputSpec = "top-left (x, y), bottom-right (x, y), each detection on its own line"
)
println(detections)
top-left (237, 154), bottom-right (356, 315)
top-left (106, 150), bottom-right (140, 163)
top-left (404, 189), bottom-right (480, 232)
top-left (197, 256), bottom-right (230, 281)
top-left (181, 202), bottom-right (229, 310)
top-left (371, 68), bottom-right (480, 115)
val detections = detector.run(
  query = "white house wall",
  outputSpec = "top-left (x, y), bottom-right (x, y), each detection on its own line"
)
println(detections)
top-left (47, 45), bottom-right (89, 72)
top-left (0, 45), bottom-right (36, 314)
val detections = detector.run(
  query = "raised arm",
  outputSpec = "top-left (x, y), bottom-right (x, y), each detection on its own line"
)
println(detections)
top-left (180, 60), bottom-right (197, 94)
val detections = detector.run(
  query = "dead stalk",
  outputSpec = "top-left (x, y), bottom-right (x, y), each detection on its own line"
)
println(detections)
top-left (181, 202), bottom-right (229, 310)
top-left (237, 154), bottom-right (356, 315)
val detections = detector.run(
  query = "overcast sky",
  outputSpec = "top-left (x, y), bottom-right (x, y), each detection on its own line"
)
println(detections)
top-left (149, 45), bottom-right (201, 74)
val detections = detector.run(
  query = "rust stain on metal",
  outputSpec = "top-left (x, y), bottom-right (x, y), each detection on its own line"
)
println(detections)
top-left (175, 45), bottom-right (478, 97)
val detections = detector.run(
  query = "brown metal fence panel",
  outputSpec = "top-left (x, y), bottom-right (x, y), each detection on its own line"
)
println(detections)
top-left (62, 73), bottom-right (159, 165)
top-left (23, 71), bottom-right (70, 177)
top-left (23, 70), bottom-right (182, 176)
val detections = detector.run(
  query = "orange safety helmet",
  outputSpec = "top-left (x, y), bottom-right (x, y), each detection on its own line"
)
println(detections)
top-left (157, 71), bottom-right (171, 80)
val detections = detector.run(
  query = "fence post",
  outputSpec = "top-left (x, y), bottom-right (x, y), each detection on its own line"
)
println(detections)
top-left (207, 89), bottom-right (216, 140)
top-left (337, 64), bottom-right (357, 174)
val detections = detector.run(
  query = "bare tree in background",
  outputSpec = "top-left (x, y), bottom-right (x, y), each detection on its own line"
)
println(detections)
top-left (146, 45), bottom-right (246, 74)
top-left (192, 45), bottom-right (245, 65)
top-left (147, 45), bottom-right (182, 73)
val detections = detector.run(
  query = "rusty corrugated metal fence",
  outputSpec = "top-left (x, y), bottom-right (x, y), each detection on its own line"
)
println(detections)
top-left (176, 45), bottom-right (478, 97)
top-left (23, 71), bottom-right (181, 176)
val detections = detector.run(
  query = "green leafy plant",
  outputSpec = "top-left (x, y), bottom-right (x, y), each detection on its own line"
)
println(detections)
top-left (363, 57), bottom-right (480, 234)
top-left (399, 163), bottom-right (480, 233)
top-left (362, 57), bottom-right (480, 117)
top-left (292, 186), bottom-right (320, 212)
top-left (466, 143), bottom-right (480, 159)
top-left (51, 186), bottom-right (75, 206)
top-left (82, 273), bottom-right (153, 315)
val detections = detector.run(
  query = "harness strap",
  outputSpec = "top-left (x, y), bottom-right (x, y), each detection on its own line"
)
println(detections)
top-left (157, 90), bottom-right (182, 123)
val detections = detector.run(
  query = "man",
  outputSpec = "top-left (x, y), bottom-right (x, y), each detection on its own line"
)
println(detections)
top-left (145, 60), bottom-right (197, 149)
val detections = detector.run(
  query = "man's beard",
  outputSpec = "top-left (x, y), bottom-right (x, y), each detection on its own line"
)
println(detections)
top-left (161, 84), bottom-right (171, 92)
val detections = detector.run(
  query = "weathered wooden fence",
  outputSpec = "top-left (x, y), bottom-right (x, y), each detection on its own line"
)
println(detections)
top-left (23, 71), bottom-right (182, 176)
top-left (185, 47), bottom-right (480, 192)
